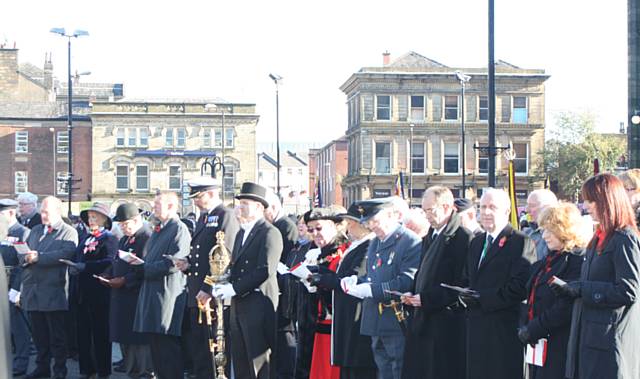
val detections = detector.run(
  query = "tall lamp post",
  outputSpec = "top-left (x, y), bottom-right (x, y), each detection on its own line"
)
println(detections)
top-left (50, 27), bottom-right (88, 217)
top-left (409, 123), bottom-right (414, 204)
top-left (455, 71), bottom-right (471, 198)
top-left (269, 73), bottom-right (283, 197)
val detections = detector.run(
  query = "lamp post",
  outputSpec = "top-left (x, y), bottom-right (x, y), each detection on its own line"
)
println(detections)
top-left (455, 71), bottom-right (471, 198)
top-left (269, 73), bottom-right (283, 197)
top-left (49, 128), bottom-right (56, 194)
top-left (50, 27), bottom-right (88, 217)
top-left (409, 123), bottom-right (414, 204)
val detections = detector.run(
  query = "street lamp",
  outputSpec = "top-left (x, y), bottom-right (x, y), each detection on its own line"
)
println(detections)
top-left (409, 123), bottom-right (414, 204)
top-left (455, 70), bottom-right (471, 198)
top-left (269, 73), bottom-right (283, 197)
top-left (50, 27), bottom-right (89, 217)
top-left (49, 128), bottom-right (56, 194)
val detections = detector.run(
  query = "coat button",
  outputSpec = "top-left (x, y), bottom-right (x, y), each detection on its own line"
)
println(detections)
top-left (195, 272), bottom-right (198, 276)
top-left (195, 263), bottom-right (199, 267)
top-left (240, 269), bottom-right (244, 272)
top-left (197, 245), bottom-right (200, 249)
top-left (594, 293), bottom-right (602, 302)
top-left (195, 254), bottom-right (199, 258)
top-left (245, 260), bottom-right (249, 264)
top-left (188, 273), bottom-right (192, 276)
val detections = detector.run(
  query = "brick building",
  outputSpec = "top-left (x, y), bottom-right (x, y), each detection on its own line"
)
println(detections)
top-left (340, 51), bottom-right (549, 206)
top-left (308, 137), bottom-right (348, 207)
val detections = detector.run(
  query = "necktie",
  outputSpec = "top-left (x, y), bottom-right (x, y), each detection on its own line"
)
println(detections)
top-left (47, 225), bottom-right (53, 234)
top-left (478, 235), bottom-right (494, 268)
top-left (199, 213), bottom-right (208, 226)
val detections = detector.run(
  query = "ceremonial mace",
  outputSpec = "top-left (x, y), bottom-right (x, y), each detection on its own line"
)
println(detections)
top-left (201, 231), bottom-right (230, 379)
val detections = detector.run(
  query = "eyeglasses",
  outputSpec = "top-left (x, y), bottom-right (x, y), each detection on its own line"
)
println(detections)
top-left (625, 187), bottom-right (637, 192)
top-left (307, 226), bottom-right (323, 233)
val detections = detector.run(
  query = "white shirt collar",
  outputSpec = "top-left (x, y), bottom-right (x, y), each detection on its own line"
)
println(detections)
top-left (487, 222), bottom-right (508, 241)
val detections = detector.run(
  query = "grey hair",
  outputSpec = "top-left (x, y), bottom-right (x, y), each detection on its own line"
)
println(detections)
top-left (16, 192), bottom-right (38, 205)
top-left (481, 188), bottom-right (511, 211)
top-left (528, 189), bottom-right (558, 207)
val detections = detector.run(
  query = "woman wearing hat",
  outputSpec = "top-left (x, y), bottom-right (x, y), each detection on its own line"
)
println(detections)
top-left (300, 205), bottom-right (349, 379)
top-left (72, 202), bottom-right (119, 379)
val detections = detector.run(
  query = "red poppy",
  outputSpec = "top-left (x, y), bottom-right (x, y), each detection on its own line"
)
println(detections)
top-left (498, 236), bottom-right (507, 248)
top-left (154, 225), bottom-right (161, 233)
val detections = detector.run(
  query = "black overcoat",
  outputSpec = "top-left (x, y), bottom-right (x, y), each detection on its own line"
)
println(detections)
top-left (274, 215), bottom-right (299, 331)
top-left (75, 230), bottom-right (118, 306)
top-left (228, 218), bottom-right (283, 379)
top-left (463, 224), bottom-right (535, 379)
top-left (522, 249), bottom-right (583, 379)
top-left (565, 228), bottom-right (640, 379)
top-left (402, 212), bottom-right (471, 379)
top-left (106, 225), bottom-right (151, 345)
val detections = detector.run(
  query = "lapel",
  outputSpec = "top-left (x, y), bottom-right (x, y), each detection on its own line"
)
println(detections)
top-left (37, 222), bottom-right (63, 251)
top-left (478, 224), bottom-right (513, 271)
top-left (374, 225), bottom-right (401, 255)
top-left (148, 218), bottom-right (175, 260)
top-left (192, 209), bottom-right (211, 240)
top-left (232, 219), bottom-right (264, 263)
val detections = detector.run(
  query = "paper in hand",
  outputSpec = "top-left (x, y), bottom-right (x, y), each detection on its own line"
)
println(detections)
top-left (277, 262), bottom-right (290, 275)
top-left (162, 254), bottom-right (186, 263)
top-left (13, 242), bottom-right (31, 255)
top-left (118, 250), bottom-right (144, 265)
top-left (58, 259), bottom-right (77, 267)
top-left (440, 283), bottom-right (479, 296)
top-left (92, 274), bottom-right (111, 284)
top-left (303, 248), bottom-right (321, 265)
top-left (289, 262), bottom-right (312, 279)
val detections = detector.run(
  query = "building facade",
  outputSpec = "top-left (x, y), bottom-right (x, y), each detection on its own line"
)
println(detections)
top-left (257, 150), bottom-right (310, 215)
top-left (340, 51), bottom-right (549, 206)
top-left (308, 137), bottom-right (348, 207)
top-left (90, 100), bottom-right (259, 213)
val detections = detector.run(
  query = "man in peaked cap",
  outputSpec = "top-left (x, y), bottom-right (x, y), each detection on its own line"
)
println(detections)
top-left (212, 182), bottom-right (282, 379)
top-left (341, 197), bottom-right (421, 379)
top-left (0, 199), bottom-right (31, 376)
top-left (176, 176), bottom-right (239, 379)
top-left (454, 198), bottom-right (483, 237)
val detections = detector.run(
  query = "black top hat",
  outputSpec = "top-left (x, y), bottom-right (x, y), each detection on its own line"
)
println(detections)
top-left (187, 176), bottom-right (222, 198)
top-left (235, 182), bottom-right (269, 207)
top-left (0, 199), bottom-right (18, 212)
top-left (80, 202), bottom-right (113, 230)
top-left (454, 198), bottom-right (474, 212)
top-left (357, 198), bottom-right (394, 223)
top-left (113, 203), bottom-right (141, 222)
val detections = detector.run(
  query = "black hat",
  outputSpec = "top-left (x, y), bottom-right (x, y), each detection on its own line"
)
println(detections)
top-left (454, 198), bottom-right (474, 212)
top-left (0, 199), bottom-right (18, 211)
top-left (80, 202), bottom-right (113, 230)
top-left (235, 182), bottom-right (269, 207)
top-left (339, 201), bottom-right (363, 222)
top-left (187, 176), bottom-right (221, 198)
top-left (113, 203), bottom-right (141, 222)
top-left (304, 205), bottom-right (346, 224)
top-left (357, 198), bottom-right (394, 223)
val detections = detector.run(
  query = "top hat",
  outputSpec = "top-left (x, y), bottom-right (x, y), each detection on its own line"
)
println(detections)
top-left (113, 203), bottom-right (142, 222)
top-left (80, 202), bottom-right (113, 230)
top-left (235, 182), bottom-right (269, 207)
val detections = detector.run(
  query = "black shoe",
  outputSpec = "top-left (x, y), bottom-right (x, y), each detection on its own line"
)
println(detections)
top-left (12, 368), bottom-right (27, 377)
top-left (25, 370), bottom-right (51, 379)
top-left (114, 364), bottom-right (126, 373)
top-left (113, 358), bottom-right (124, 366)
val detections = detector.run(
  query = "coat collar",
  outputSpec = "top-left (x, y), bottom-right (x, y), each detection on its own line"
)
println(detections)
top-left (232, 218), bottom-right (266, 263)
top-left (477, 224), bottom-right (514, 270)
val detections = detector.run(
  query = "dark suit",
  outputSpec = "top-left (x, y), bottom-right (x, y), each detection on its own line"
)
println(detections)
top-left (273, 214), bottom-right (298, 379)
top-left (20, 212), bottom-right (42, 230)
top-left (134, 217), bottom-right (190, 379)
top-left (184, 204), bottom-right (239, 379)
top-left (1, 222), bottom-right (30, 373)
top-left (22, 220), bottom-right (78, 378)
top-left (463, 224), bottom-right (535, 379)
top-left (402, 212), bottom-right (471, 379)
top-left (229, 218), bottom-right (283, 379)
top-left (0, 214), bottom-right (11, 379)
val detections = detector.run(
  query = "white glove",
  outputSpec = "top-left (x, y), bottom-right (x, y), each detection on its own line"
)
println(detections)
top-left (340, 275), bottom-right (358, 294)
top-left (8, 289), bottom-right (19, 304)
top-left (301, 278), bottom-right (317, 293)
top-left (350, 283), bottom-right (373, 299)
top-left (212, 283), bottom-right (236, 300)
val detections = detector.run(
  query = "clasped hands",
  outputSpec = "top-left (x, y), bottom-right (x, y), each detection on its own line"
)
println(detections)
top-left (339, 275), bottom-right (372, 299)
top-left (211, 283), bottom-right (235, 300)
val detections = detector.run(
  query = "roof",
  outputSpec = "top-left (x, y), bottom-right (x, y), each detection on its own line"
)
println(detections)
top-left (0, 102), bottom-right (65, 118)
top-left (385, 51), bottom-right (448, 69)
top-left (259, 152), bottom-right (308, 169)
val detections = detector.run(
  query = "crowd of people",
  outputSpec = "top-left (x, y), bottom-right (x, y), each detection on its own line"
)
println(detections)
top-left (2, 170), bottom-right (640, 379)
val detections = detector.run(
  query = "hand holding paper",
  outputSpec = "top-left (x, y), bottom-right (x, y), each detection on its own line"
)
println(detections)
top-left (118, 250), bottom-right (144, 265)
top-left (277, 262), bottom-right (289, 275)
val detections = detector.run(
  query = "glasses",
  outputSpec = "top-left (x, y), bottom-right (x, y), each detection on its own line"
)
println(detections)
top-left (307, 226), bottom-right (323, 233)
top-left (625, 187), bottom-right (637, 192)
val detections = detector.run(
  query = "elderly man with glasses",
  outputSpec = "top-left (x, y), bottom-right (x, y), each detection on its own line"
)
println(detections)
top-left (17, 192), bottom-right (42, 229)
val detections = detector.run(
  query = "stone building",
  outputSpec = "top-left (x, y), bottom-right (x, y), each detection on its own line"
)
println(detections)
top-left (90, 99), bottom-right (259, 213)
top-left (257, 150), bottom-right (310, 215)
top-left (340, 51), bottom-right (549, 206)
top-left (308, 137), bottom-right (348, 207)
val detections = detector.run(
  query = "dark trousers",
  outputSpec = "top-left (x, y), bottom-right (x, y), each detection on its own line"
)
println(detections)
top-left (230, 321), bottom-right (271, 379)
top-left (371, 335), bottom-right (405, 379)
top-left (183, 306), bottom-right (215, 379)
top-left (10, 302), bottom-right (31, 371)
top-left (148, 333), bottom-right (183, 379)
top-left (340, 366), bottom-right (378, 379)
top-left (77, 300), bottom-right (112, 376)
top-left (276, 329), bottom-right (296, 379)
top-left (29, 310), bottom-right (68, 376)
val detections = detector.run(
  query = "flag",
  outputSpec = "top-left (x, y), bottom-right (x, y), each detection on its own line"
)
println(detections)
top-left (394, 172), bottom-right (405, 199)
top-left (593, 158), bottom-right (600, 175)
top-left (544, 175), bottom-right (550, 189)
top-left (313, 181), bottom-right (322, 208)
top-left (507, 159), bottom-right (519, 231)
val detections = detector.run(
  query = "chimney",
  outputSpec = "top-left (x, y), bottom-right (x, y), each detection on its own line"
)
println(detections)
top-left (382, 51), bottom-right (391, 66)
top-left (0, 48), bottom-right (19, 95)
top-left (43, 52), bottom-right (53, 91)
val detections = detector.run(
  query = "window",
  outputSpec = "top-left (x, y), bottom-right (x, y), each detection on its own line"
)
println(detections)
top-left (376, 95), bottom-right (391, 120)
top-left (224, 160), bottom-right (237, 195)
top-left (177, 128), bottom-right (186, 148)
top-left (56, 172), bottom-right (68, 195)
top-left (169, 165), bottom-right (181, 190)
top-left (57, 131), bottom-right (69, 153)
top-left (202, 129), bottom-right (211, 148)
top-left (15, 131), bottom-right (28, 153)
top-left (478, 144), bottom-right (489, 174)
top-left (165, 128), bottom-right (174, 146)
top-left (513, 96), bottom-right (527, 124)
top-left (15, 171), bottom-right (27, 193)
top-left (214, 130), bottom-right (223, 148)
top-left (444, 96), bottom-right (458, 120)
top-left (116, 128), bottom-right (125, 147)
top-left (128, 128), bottom-right (137, 146)
top-left (513, 143), bottom-right (528, 174)
top-left (479, 96), bottom-right (488, 122)
top-left (375, 142), bottom-right (391, 174)
top-left (410, 96), bottom-right (425, 121)
top-left (411, 142), bottom-right (425, 174)
top-left (225, 128), bottom-right (234, 148)
top-left (139, 128), bottom-right (149, 147)
top-left (443, 142), bottom-right (459, 173)
top-left (116, 165), bottom-right (129, 191)
top-left (136, 165), bottom-right (149, 191)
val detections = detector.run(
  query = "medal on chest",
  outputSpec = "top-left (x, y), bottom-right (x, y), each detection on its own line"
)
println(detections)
top-left (206, 215), bottom-right (219, 228)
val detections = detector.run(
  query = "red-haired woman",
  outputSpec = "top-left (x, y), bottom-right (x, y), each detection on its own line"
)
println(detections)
top-left (553, 174), bottom-right (640, 379)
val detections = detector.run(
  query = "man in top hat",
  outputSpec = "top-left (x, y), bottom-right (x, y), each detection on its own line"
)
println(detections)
top-left (176, 176), bottom-right (239, 379)
top-left (21, 196), bottom-right (78, 379)
top-left (341, 198), bottom-right (421, 379)
top-left (212, 182), bottom-right (283, 379)
top-left (0, 199), bottom-right (31, 376)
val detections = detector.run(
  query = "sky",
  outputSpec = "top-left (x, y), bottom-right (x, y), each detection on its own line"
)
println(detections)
top-left (1, 1), bottom-right (629, 145)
